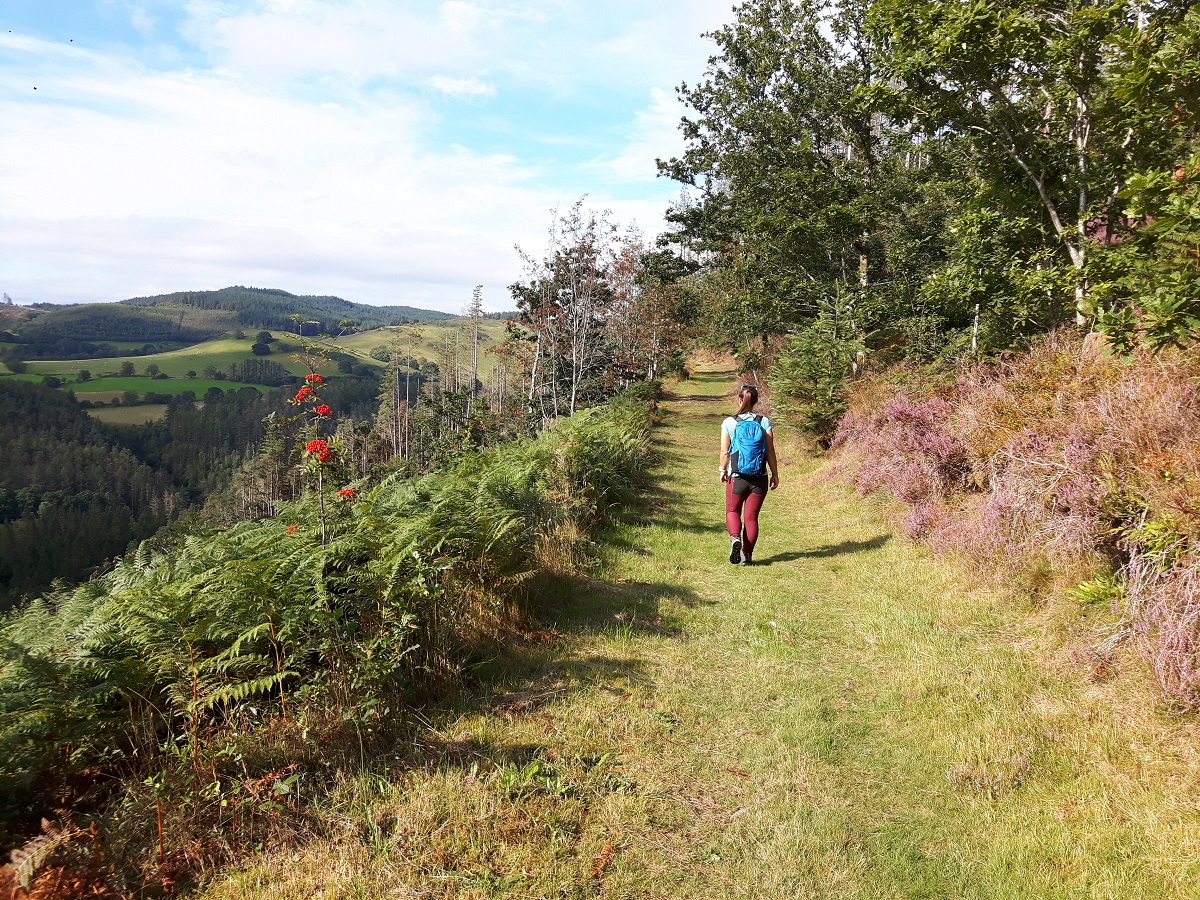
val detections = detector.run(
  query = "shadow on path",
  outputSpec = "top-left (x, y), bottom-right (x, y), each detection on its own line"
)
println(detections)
top-left (393, 573), bottom-right (706, 774)
top-left (755, 534), bottom-right (893, 565)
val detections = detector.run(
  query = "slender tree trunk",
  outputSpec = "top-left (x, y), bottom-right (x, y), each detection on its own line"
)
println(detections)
top-left (1075, 77), bottom-right (1090, 326)
top-left (528, 332), bottom-right (541, 406)
top-left (468, 310), bottom-right (479, 421)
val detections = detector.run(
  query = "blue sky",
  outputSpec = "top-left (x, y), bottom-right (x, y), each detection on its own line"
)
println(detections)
top-left (0, 0), bottom-right (736, 311)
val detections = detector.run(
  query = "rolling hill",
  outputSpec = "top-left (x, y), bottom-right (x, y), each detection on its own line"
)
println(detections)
top-left (122, 286), bottom-right (456, 334)
top-left (0, 287), bottom-right (457, 359)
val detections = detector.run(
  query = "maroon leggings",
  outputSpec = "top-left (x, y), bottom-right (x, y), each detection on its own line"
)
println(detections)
top-left (726, 479), bottom-right (767, 551)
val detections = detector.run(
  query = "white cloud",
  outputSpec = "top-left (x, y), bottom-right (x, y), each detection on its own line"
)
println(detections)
top-left (0, 42), bottom-right (545, 307)
top-left (179, 0), bottom-right (491, 83)
top-left (428, 74), bottom-right (496, 97)
top-left (130, 7), bottom-right (157, 38)
top-left (438, 1), bottom-right (485, 32)
top-left (606, 87), bottom-right (687, 183)
top-left (1, 1), bottom-right (742, 310)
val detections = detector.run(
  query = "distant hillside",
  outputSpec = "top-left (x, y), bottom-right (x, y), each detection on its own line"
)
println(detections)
top-left (0, 303), bottom-right (39, 326)
top-left (13, 303), bottom-right (211, 345)
top-left (0, 287), bottom-right (455, 360)
top-left (122, 286), bottom-right (454, 334)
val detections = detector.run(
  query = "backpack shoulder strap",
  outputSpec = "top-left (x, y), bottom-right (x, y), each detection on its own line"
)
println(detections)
top-left (753, 415), bottom-right (763, 425)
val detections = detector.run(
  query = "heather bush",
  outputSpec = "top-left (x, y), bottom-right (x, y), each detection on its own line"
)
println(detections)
top-left (1125, 551), bottom-right (1200, 709)
top-left (832, 329), bottom-right (1200, 701)
top-left (833, 392), bottom-right (967, 503)
top-left (838, 331), bottom-right (1200, 566)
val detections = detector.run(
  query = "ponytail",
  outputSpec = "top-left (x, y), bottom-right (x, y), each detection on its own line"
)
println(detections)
top-left (736, 384), bottom-right (758, 415)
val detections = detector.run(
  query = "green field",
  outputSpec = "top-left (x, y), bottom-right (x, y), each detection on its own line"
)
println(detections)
top-left (13, 318), bottom-right (511, 384)
top-left (75, 377), bottom-right (263, 397)
top-left (325, 317), bottom-right (510, 376)
top-left (86, 403), bottom-right (171, 424)
top-left (20, 336), bottom-right (320, 379)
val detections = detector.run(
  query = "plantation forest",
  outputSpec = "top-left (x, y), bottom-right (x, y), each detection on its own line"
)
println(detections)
top-left (2, 0), bottom-right (1200, 895)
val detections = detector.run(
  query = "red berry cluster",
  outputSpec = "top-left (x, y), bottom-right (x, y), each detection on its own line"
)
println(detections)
top-left (305, 438), bottom-right (335, 463)
top-left (292, 371), bottom-right (337, 461)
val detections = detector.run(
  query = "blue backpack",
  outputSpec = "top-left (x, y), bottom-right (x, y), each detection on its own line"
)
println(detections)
top-left (730, 414), bottom-right (767, 476)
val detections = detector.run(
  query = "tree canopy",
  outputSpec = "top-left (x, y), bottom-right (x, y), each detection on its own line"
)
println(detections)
top-left (656, 0), bottom-right (1199, 433)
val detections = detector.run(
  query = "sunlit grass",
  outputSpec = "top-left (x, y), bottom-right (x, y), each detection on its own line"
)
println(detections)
top-left (326, 318), bottom-right (510, 377)
top-left (198, 362), bottom-right (1200, 899)
top-left (13, 319), bottom-right (511, 389)
top-left (21, 338), bottom-right (318, 379)
top-left (86, 403), bottom-right (170, 424)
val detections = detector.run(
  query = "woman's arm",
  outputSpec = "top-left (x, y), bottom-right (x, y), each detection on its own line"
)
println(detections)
top-left (719, 429), bottom-right (731, 482)
top-left (766, 429), bottom-right (780, 489)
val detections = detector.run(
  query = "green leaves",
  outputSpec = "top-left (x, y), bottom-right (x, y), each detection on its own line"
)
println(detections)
top-left (663, 0), bottom-right (901, 331)
top-left (1095, 155), bottom-right (1200, 352)
top-left (873, 0), bottom-right (1198, 328)
top-left (0, 385), bottom-right (657, 817)
top-left (771, 289), bottom-right (866, 441)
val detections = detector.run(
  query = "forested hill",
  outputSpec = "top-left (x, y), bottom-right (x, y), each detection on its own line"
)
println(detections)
top-left (0, 381), bottom-right (179, 602)
top-left (0, 380), bottom-right (282, 607)
top-left (1, 287), bottom-right (454, 360)
top-left (121, 286), bottom-right (454, 334)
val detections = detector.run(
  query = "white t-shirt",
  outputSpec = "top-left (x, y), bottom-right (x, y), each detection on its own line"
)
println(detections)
top-left (722, 412), bottom-right (773, 439)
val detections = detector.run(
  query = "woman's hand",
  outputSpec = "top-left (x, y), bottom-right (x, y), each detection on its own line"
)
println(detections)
top-left (764, 430), bottom-right (780, 491)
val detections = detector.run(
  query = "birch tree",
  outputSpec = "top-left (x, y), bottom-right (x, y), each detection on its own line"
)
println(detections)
top-left (871, 0), bottom-right (1194, 324)
top-left (510, 201), bottom-right (618, 419)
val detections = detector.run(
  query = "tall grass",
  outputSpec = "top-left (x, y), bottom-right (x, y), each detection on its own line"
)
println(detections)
top-left (831, 330), bottom-right (1200, 705)
top-left (0, 382), bottom-right (658, 892)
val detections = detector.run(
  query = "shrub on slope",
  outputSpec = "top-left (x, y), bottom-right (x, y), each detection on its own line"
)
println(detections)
top-left (832, 331), bottom-right (1200, 705)
top-left (0, 383), bottom-right (658, 887)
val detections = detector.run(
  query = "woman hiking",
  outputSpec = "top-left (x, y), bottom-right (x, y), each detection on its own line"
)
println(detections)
top-left (719, 384), bottom-right (779, 566)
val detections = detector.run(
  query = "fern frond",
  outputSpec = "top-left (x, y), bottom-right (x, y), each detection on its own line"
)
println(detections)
top-left (10, 820), bottom-right (84, 889)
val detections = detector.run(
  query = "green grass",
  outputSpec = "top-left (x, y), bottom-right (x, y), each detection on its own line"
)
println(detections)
top-left (12, 319), bottom-right (510, 385)
top-left (86, 404), bottom-right (171, 424)
top-left (19, 337), bottom-right (317, 379)
top-left (193, 363), bottom-right (1200, 898)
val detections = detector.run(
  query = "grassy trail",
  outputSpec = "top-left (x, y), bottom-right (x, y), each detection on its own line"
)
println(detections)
top-left (205, 363), bottom-right (1200, 899)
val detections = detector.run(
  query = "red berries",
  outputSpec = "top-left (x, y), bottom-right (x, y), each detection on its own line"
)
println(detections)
top-left (297, 377), bottom-right (335, 460)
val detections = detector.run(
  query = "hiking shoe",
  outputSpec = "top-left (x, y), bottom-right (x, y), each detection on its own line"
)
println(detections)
top-left (742, 549), bottom-right (753, 566)
top-left (729, 538), bottom-right (742, 565)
